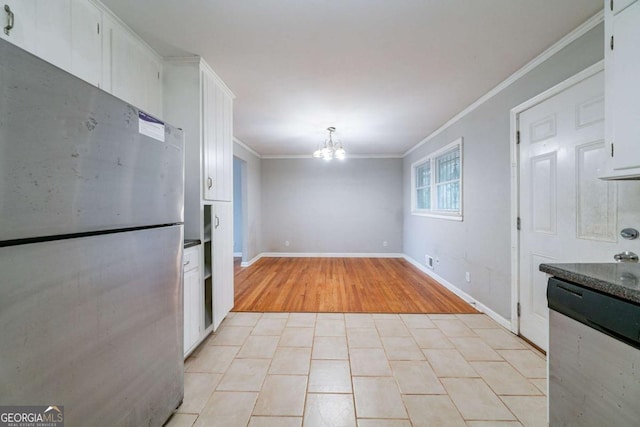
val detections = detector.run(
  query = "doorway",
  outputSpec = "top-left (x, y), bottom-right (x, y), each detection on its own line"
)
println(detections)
top-left (233, 156), bottom-right (247, 263)
top-left (511, 61), bottom-right (640, 351)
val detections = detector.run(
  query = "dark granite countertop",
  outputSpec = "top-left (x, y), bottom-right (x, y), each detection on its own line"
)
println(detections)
top-left (540, 263), bottom-right (640, 304)
top-left (184, 239), bottom-right (201, 249)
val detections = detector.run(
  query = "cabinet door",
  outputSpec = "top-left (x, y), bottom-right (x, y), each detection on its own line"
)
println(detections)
top-left (222, 91), bottom-right (234, 201)
top-left (202, 71), bottom-right (217, 201)
top-left (611, 0), bottom-right (637, 14)
top-left (71, 0), bottom-right (102, 87)
top-left (35, 0), bottom-right (71, 71)
top-left (183, 267), bottom-right (200, 355)
top-left (0, 0), bottom-right (37, 53)
top-left (212, 202), bottom-right (234, 331)
top-left (202, 69), bottom-right (233, 202)
top-left (608, 1), bottom-right (640, 175)
top-left (109, 20), bottom-right (163, 117)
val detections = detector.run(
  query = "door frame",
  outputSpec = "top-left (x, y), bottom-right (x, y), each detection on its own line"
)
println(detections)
top-left (509, 60), bottom-right (604, 334)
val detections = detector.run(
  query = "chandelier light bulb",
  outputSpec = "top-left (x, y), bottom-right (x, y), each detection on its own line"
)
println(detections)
top-left (313, 126), bottom-right (345, 160)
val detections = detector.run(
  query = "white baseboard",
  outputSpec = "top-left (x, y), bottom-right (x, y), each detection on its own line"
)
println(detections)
top-left (239, 252), bottom-right (403, 267)
top-left (233, 252), bottom-right (243, 257)
top-left (237, 251), bottom-right (511, 330)
top-left (402, 255), bottom-right (512, 330)
top-left (260, 252), bottom-right (405, 258)
top-left (240, 254), bottom-right (262, 268)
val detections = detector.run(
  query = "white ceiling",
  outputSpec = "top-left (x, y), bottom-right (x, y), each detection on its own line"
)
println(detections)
top-left (101, 0), bottom-right (602, 156)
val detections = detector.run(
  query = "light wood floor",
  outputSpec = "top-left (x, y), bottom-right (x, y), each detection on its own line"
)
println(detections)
top-left (233, 257), bottom-right (477, 314)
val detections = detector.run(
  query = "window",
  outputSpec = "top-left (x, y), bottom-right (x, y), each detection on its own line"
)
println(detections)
top-left (411, 138), bottom-right (463, 220)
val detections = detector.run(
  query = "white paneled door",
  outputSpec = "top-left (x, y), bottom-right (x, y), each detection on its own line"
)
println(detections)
top-left (518, 70), bottom-right (633, 351)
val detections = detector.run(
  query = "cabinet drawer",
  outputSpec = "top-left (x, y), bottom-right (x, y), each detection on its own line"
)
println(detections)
top-left (183, 246), bottom-right (200, 272)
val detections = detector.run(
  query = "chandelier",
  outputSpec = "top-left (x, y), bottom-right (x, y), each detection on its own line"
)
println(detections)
top-left (313, 127), bottom-right (346, 160)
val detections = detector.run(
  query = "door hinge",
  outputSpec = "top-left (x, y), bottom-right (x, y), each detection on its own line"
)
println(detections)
top-left (517, 217), bottom-right (521, 231)
top-left (611, 0), bottom-right (614, 11)
top-left (516, 130), bottom-right (520, 145)
top-left (97, 22), bottom-right (100, 34)
top-left (611, 35), bottom-right (614, 50)
top-left (517, 302), bottom-right (521, 317)
top-left (611, 143), bottom-right (614, 158)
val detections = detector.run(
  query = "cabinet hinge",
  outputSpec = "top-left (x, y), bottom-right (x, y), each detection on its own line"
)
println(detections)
top-left (611, 35), bottom-right (614, 51)
top-left (517, 217), bottom-right (521, 231)
top-left (517, 302), bottom-right (521, 317)
top-left (516, 130), bottom-right (520, 145)
top-left (611, 143), bottom-right (614, 158)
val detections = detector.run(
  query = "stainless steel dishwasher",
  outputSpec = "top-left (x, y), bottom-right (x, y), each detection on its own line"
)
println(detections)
top-left (547, 278), bottom-right (640, 426)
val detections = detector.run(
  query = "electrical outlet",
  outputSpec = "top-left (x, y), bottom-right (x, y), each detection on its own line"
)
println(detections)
top-left (425, 255), bottom-right (434, 269)
top-left (284, 240), bottom-right (290, 247)
top-left (465, 272), bottom-right (470, 282)
top-left (383, 241), bottom-right (388, 247)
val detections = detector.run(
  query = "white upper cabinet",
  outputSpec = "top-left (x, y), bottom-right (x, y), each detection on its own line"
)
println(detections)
top-left (71, 0), bottom-right (102, 87)
top-left (203, 68), bottom-right (234, 202)
top-left (0, 1), bottom-right (71, 70)
top-left (0, 1), bottom-right (37, 53)
top-left (106, 16), bottom-right (163, 118)
top-left (0, 0), bottom-right (163, 118)
top-left (36, 0), bottom-right (72, 71)
top-left (611, 0), bottom-right (637, 14)
top-left (601, 0), bottom-right (640, 179)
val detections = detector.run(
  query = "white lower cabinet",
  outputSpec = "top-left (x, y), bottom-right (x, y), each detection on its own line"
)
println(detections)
top-left (211, 202), bottom-right (234, 331)
top-left (183, 245), bottom-right (202, 358)
top-left (202, 203), bottom-right (234, 332)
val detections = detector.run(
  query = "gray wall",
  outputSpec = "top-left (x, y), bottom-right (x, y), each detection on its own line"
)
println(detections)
top-left (233, 157), bottom-right (243, 254)
top-left (403, 24), bottom-right (604, 320)
top-left (261, 158), bottom-right (403, 253)
top-left (233, 142), bottom-right (262, 262)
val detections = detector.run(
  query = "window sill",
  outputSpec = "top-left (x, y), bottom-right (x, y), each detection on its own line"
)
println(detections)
top-left (411, 211), bottom-right (463, 221)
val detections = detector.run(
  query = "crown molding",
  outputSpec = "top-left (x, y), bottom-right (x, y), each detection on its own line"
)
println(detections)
top-left (233, 137), bottom-right (262, 158)
top-left (260, 153), bottom-right (403, 159)
top-left (403, 9), bottom-right (604, 157)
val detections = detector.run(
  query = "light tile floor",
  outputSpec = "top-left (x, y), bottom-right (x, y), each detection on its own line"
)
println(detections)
top-left (166, 312), bottom-right (547, 427)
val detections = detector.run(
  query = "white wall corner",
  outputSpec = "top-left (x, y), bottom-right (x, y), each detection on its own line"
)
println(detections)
top-left (402, 255), bottom-right (512, 330)
top-left (240, 253), bottom-right (263, 268)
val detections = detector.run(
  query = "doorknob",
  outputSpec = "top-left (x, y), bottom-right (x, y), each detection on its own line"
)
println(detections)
top-left (621, 228), bottom-right (639, 240)
top-left (614, 251), bottom-right (639, 263)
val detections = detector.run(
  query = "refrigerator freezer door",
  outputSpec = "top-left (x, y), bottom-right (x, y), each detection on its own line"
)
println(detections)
top-left (0, 38), bottom-right (184, 242)
top-left (0, 225), bottom-right (184, 426)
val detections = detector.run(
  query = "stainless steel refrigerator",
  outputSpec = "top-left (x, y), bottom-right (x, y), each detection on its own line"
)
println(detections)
top-left (0, 38), bottom-right (185, 425)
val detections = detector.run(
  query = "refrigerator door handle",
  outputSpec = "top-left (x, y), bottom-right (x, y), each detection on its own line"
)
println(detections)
top-left (207, 177), bottom-right (213, 189)
top-left (215, 215), bottom-right (220, 229)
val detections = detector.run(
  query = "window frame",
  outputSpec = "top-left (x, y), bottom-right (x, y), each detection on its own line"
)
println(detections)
top-left (411, 137), bottom-right (463, 221)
